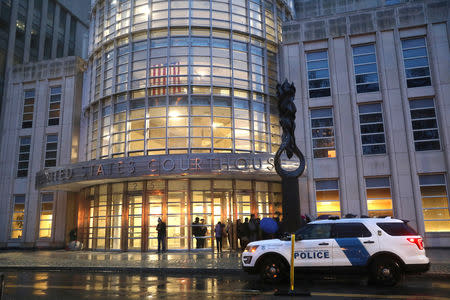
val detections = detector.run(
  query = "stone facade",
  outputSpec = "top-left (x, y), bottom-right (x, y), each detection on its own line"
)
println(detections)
top-left (0, 57), bottom-right (85, 248)
top-left (283, 0), bottom-right (450, 246)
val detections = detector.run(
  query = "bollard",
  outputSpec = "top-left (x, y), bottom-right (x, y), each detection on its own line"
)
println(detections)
top-left (274, 234), bottom-right (311, 296)
top-left (290, 234), bottom-right (295, 293)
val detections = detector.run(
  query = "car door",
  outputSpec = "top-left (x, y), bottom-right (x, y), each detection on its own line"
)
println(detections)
top-left (294, 223), bottom-right (334, 268)
top-left (332, 222), bottom-right (378, 267)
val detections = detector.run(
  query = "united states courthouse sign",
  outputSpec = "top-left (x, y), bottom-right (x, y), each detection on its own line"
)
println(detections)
top-left (36, 153), bottom-right (288, 190)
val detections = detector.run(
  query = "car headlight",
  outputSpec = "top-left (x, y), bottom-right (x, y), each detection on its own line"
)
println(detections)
top-left (244, 245), bottom-right (259, 253)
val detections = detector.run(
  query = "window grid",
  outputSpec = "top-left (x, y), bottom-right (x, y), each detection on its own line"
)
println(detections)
top-left (22, 89), bottom-right (35, 129)
top-left (48, 86), bottom-right (62, 126)
top-left (315, 180), bottom-right (340, 217)
top-left (310, 108), bottom-right (336, 159)
top-left (10, 195), bottom-right (25, 239)
top-left (352, 44), bottom-right (379, 93)
top-left (87, 0), bottom-right (291, 159)
top-left (39, 193), bottom-right (54, 239)
top-left (44, 135), bottom-right (58, 168)
top-left (306, 51), bottom-right (331, 98)
top-left (365, 177), bottom-right (393, 217)
top-left (17, 136), bottom-right (31, 177)
top-left (401, 37), bottom-right (431, 88)
top-left (419, 175), bottom-right (450, 232)
top-left (358, 103), bottom-right (386, 155)
top-left (409, 98), bottom-right (440, 151)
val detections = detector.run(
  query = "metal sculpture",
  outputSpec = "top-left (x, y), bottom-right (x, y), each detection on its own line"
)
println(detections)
top-left (274, 79), bottom-right (306, 232)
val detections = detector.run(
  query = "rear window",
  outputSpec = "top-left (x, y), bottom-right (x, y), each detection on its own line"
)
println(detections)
top-left (377, 222), bottom-right (418, 236)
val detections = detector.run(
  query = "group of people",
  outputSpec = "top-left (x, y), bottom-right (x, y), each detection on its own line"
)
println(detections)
top-left (156, 212), bottom-right (283, 253)
top-left (236, 213), bottom-right (282, 250)
top-left (192, 217), bottom-right (208, 248)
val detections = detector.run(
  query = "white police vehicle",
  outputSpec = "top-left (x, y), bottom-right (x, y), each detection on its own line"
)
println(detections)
top-left (242, 217), bottom-right (430, 286)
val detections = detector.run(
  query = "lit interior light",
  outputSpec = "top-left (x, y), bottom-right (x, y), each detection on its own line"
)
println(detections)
top-left (169, 111), bottom-right (180, 118)
top-left (144, 6), bottom-right (151, 16)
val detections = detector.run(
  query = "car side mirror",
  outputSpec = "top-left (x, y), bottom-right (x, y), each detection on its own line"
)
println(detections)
top-left (295, 234), bottom-right (302, 241)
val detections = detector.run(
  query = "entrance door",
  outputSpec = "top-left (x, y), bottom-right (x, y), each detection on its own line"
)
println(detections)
top-left (167, 180), bottom-right (188, 250)
top-left (213, 191), bottom-right (231, 249)
top-left (191, 188), bottom-right (212, 250)
top-left (127, 194), bottom-right (142, 250)
top-left (147, 193), bottom-right (163, 251)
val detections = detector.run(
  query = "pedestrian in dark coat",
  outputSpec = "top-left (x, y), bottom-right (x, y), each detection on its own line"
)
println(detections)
top-left (248, 214), bottom-right (258, 242)
top-left (192, 217), bottom-right (201, 248)
top-left (215, 221), bottom-right (223, 253)
top-left (156, 217), bottom-right (167, 253)
top-left (241, 217), bottom-right (250, 250)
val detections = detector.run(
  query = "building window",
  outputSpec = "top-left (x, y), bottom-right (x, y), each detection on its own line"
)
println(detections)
top-left (306, 51), bottom-right (331, 98)
top-left (401, 37), bottom-right (431, 88)
top-left (44, 135), bottom-right (58, 168)
top-left (39, 193), bottom-right (54, 238)
top-left (359, 103), bottom-right (386, 155)
top-left (48, 86), bottom-right (62, 126)
top-left (10, 195), bottom-right (25, 239)
top-left (315, 180), bottom-right (340, 217)
top-left (409, 98), bottom-right (440, 151)
top-left (419, 174), bottom-right (450, 232)
top-left (365, 177), bottom-right (393, 217)
top-left (17, 136), bottom-right (31, 177)
top-left (352, 44), bottom-right (379, 93)
top-left (311, 108), bottom-right (336, 158)
top-left (22, 90), bottom-right (35, 128)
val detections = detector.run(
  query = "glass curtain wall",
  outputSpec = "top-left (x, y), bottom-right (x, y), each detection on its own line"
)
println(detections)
top-left (86, 0), bottom-right (291, 160)
top-left (83, 179), bottom-right (281, 251)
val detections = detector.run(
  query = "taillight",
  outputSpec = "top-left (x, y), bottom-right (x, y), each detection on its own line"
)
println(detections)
top-left (407, 237), bottom-right (424, 250)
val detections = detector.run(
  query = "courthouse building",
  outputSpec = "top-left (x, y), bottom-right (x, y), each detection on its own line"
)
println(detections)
top-left (1, 0), bottom-right (450, 251)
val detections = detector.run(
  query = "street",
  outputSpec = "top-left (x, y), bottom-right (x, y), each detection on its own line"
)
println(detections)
top-left (1, 271), bottom-right (449, 299)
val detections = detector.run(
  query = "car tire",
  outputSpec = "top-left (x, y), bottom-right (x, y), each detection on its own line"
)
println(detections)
top-left (370, 258), bottom-right (403, 286)
top-left (259, 256), bottom-right (287, 283)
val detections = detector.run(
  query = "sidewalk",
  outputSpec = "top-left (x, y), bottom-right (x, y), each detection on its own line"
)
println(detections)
top-left (0, 248), bottom-right (448, 277)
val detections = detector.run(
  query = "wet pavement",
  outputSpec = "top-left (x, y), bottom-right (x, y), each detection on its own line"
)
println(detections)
top-left (0, 248), bottom-right (449, 277)
top-left (1, 271), bottom-right (450, 299)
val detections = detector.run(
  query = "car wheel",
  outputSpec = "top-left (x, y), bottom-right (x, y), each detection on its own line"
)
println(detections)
top-left (370, 258), bottom-right (403, 286)
top-left (259, 256), bottom-right (286, 283)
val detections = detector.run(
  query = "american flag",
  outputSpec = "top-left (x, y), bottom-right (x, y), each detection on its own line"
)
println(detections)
top-left (150, 62), bottom-right (182, 95)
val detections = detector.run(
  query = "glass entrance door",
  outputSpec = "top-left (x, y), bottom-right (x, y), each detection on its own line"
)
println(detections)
top-left (127, 194), bottom-right (142, 250)
top-left (167, 180), bottom-right (188, 249)
top-left (191, 184), bottom-right (212, 250)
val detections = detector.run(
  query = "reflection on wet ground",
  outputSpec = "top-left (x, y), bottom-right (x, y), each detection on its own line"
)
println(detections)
top-left (1, 271), bottom-right (450, 299)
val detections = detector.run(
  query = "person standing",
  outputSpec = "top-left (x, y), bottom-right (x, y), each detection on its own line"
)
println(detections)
top-left (225, 219), bottom-right (234, 250)
top-left (156, 217), bottom-right (167, 253)
top-left (192, 217), bottom-right (200, 248)
top-left (215, 221), bottom-right (223, 253)
top-left (241, 217), bottom-right (250, 250)
top-left (248, 214), bottom-right (258, 242)
top-left (199, 218), bottom-right (207, 248)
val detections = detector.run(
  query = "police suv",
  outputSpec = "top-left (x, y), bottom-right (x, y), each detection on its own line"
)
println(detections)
top-left (242, 217), bottom-right (430, 286)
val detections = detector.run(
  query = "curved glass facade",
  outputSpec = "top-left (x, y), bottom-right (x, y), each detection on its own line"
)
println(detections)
top-left (87, 0), bottom-right (291, 159)
top-left (81, 0), bottom-right (292, 251)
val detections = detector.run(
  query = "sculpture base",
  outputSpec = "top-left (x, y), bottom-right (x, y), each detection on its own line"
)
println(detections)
top-left (281, 177), bottom-right (304, 233)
